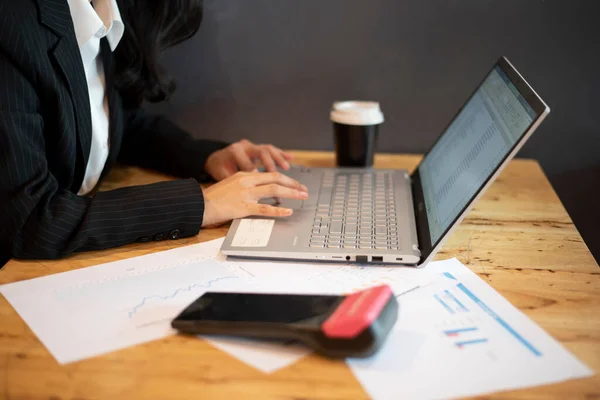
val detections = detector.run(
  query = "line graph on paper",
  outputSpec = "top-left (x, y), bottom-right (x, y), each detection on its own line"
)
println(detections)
top-left (125, 275), bottom-right (240, 327)
top-left (127, 276), bottom-right (238, 319)
top-left (49, 257), bottom-right (251, 330)
top-left (0, 235), bottom-right (445, 365)
top-left (0, 241), bottom-right (261, 364)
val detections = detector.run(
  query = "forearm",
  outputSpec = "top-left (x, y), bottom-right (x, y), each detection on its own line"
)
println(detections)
top-left (5, 179), bottom-right (205, 259)
top-left (118, 109), bottom-right (228, 181)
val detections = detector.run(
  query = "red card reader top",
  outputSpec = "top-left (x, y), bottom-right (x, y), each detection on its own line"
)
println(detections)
top-left (321, 285), bottom-right (393, 339)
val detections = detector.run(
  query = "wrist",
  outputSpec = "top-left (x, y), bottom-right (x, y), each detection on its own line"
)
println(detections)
top-left (203, 152), bottom-right (217, 181)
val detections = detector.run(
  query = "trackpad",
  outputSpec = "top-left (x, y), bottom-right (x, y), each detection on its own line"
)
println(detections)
top-left (257, 169), bottom-right (321, 210)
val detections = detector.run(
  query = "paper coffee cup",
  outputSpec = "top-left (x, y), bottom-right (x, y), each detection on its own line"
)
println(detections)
top-left (330, 101), bottom-right (384, 167)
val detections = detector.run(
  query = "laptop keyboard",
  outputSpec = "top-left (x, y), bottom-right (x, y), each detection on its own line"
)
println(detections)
top-left (309, 171), bottom-right (399, 250)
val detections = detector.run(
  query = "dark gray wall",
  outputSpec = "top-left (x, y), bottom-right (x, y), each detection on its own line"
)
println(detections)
top-left (147, 0), bottom-right (600, 177)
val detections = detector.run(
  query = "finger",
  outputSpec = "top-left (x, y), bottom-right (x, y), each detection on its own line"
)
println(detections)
top-left (251, 184), bottom-right (308, 201)
top-left (246, 203), bottom-right (294, 217)
top-left (281, 151), bottom-right (295, 161)
top-left (239, 139), bottom-right (261, 158)
top-left (267, 145), bottom-right (290, 170)
top-left (256, 150), bottom-right (282, 203)
top-left (241, 172), bottom-right (308, 192)
top-left (259, 148), bottom-right (278, 172)
top-left (240, 141), bottom-right (265, 169)
top-left (231, 144), bottom-right (256, 171)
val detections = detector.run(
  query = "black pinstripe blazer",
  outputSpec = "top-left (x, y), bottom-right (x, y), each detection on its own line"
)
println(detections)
top-left (0, 0), bottom-right (228, 260)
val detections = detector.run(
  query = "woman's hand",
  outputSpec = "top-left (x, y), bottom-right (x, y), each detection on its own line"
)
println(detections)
top-left (201, 171), bottom-right (308, 227)
top-left (204, 139), bottom-right (295, 181)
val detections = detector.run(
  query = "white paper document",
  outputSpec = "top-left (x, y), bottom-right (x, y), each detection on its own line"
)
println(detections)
top-left (347, 258), bottom-right (594, 399)
top-left (0, 238), bottom-right (424, 368)
top-left (1, 240), bottom-right (592, 398)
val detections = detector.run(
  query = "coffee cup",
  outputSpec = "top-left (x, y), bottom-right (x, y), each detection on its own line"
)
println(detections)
top-left (330, 101), bottom-right (384, 167)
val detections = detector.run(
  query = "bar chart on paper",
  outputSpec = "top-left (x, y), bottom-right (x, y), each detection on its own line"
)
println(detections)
top-left (430, 270), bottom-right (543, 359)
top-left (347, 258), bottom-right (593, 400)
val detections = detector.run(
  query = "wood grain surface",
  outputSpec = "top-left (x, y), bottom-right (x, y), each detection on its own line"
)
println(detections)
top-left (1, 152), bottom-right (598, 399)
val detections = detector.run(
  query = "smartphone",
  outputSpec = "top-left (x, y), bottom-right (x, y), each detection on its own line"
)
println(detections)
top-left (171, 285), bottom-right (398, 358)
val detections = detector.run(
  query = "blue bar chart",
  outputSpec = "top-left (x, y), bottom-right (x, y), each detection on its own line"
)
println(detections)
top-left (455, 338), bottom-right (489, 348)
top-left (443, 327), bottom-right (478, 336)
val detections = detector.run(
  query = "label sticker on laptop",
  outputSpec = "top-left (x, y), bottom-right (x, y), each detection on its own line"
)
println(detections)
top-left (231, 219), bottom-right (275, 247)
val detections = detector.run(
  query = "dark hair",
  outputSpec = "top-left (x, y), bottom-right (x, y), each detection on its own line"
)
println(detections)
top-left (114, 0), bottom-right (203, 106)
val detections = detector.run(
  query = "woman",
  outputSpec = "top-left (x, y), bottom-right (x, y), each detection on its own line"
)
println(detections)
top-left (0, 0), bottom-right (308, 261)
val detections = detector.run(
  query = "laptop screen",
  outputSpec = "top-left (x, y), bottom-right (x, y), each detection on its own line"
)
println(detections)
top-left (418, 65), bottom-right (539, 245)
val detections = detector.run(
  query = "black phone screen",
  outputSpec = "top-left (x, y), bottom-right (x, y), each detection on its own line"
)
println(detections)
top-left (175, 292), bottom-right (342, 324)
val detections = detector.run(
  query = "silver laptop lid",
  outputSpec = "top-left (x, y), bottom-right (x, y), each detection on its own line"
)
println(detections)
top-left (411, 57), bottom-right (550, 265)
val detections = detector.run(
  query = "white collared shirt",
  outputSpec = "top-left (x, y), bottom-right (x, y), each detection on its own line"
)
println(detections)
top-left (67, 0), bottom-right (124, 195)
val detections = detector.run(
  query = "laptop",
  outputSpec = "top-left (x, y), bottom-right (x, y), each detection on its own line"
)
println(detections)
top-left (221, 57), bottom-right (550, 267)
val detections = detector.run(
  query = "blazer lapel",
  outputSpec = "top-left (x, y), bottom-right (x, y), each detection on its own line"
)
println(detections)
top-left (38, 0), bottom-right (92, 190)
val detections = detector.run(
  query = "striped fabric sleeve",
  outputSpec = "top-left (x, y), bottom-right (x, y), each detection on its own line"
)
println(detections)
top-left (118, 107), bottom-right (229, 182)
top-left (0, 45), bottom-right (205, 260)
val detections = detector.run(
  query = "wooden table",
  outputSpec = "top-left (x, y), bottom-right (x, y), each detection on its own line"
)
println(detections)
top-left (1, 151), bottom-right (598, 399)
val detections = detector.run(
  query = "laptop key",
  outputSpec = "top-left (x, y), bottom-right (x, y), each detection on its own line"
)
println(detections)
top-left (345, 224), bottom-right (357, 234)
top-left (330, 221), bottom-right (343, 233)
top-left (317, 189), bottom-right (332, 206)
top-left (375, 226), bottom-right (387, 236)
